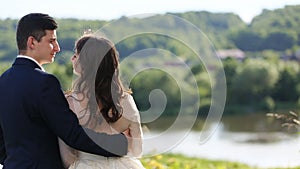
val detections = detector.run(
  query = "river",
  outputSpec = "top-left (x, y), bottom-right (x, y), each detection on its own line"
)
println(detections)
top-left (143, 114), bottom-right (300, 168)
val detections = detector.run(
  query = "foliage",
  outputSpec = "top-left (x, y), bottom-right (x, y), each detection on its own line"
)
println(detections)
top-left (272, 61), bottom-right (300, 102)
top-left (229, 5), bottom-right (300, 51)
top-left (130, 69), bottom-right (181, 116)
top-left (231, 30), bottom-right (263, 51)
top-left (230, 59), bottom-right (279, 104)
top-left (44, 61), bottom-right (73, 91)
top-left (141, 153), bottom-right (300, 169)
top-left (171, 11), bottom-right (246, 49)
top-left (261, 96), bottom-right (276, 111)
top-left (141, 154), bottom-right (253, 169)
top-left (230, 29), bottom-right (297, 51)
top-left (2, 5), bottom-right (300, 62)
top-left (0, 62), bottom-right (11, 74)
top-left (0, 18), bottom-right (17, 61)
top-left (264, 31), bottom-right (296, 51)
top-left (251, 5), bottom-right (300, 35)
top-left (1, 5), bottom-right (300, 116)
top-left (267, 111), bottom-right (300, 132)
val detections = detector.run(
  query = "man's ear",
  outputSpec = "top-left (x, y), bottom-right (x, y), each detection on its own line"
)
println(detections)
top-left (27, 36), bottom-right (36, 50)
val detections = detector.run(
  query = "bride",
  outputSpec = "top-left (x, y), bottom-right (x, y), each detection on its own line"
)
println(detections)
top-left (59, 34), bottom-right (145, 169)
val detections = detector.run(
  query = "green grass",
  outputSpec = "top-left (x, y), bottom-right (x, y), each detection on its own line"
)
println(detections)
top-left (141, 153), bottom-right (300, 169)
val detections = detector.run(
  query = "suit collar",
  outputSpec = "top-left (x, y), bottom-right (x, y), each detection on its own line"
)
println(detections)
top-left (13, 56), bottom-right (45, 71)
top-left (13, 57), bottom-right (43, 71)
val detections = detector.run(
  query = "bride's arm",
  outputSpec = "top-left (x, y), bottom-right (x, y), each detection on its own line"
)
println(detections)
top-left (58, 94), bottom-right (78, 168)
top-left (127, 121), bottom-right (143, 157)
top-left (59, 138), bottom-right (77, 168)
top-left (110, 117), bottom-right (143, 158)
top-left (111, 94), bottom-right (143, 157)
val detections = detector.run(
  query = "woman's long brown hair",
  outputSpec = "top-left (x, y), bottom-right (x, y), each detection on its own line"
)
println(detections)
top-left (72, 34), bottom-right (126, 125)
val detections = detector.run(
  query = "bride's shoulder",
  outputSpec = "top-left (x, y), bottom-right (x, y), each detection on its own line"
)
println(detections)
top-left (64, 91), bottom-right (72, 101)
top-left (64, 91), bottom-right (83, 109)
top-left (120, 92), bottom-right (140, 122)
top-left (64, 91), bottom-right (83, 100)
top-left (64, 90), bottom-right (72, 97)
top-left (121, 91), bottom-right (135, 103)
top-left (64, 91), bottom-right (75, 102)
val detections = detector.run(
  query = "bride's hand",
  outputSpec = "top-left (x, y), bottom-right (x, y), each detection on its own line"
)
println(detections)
top-left (123, 129), bottom-right (132, 153)
top-left (123, 128), bottom-right (131, 137)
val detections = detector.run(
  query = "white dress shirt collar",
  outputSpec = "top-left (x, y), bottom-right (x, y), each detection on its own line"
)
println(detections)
top-left (17, 55), bottom-right (45, 72)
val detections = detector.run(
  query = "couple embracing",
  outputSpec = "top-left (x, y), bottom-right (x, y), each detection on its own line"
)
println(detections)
top-left (0, 13), bottom-right (145, 169)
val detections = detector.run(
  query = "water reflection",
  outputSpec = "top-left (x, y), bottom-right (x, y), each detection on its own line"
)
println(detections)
top-left (143, 114), bottom-right (300, 168)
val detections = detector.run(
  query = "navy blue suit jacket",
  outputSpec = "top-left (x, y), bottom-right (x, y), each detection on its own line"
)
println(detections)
top-left (0, 58), bottom-right (127, 169)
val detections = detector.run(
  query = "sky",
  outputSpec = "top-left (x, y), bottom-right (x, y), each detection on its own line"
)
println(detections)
top-left (1, 0), bottom-right (300, 23)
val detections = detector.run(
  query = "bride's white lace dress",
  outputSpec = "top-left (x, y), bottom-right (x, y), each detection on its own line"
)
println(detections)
top-left (68, 152), bottom-right (144, 169)
top-left (60, 93), bottom-right (145, 169)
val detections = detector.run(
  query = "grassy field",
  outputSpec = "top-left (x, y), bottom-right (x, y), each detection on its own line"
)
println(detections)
top-left (141, 154), bottom-right (300, 169)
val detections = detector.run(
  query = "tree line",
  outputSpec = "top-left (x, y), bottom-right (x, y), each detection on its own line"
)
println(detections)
top-left (1, 5), bottom-right (300, 116)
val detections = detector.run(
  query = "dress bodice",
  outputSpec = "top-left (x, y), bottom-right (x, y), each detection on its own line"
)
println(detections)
top-left (70, 92), bottom-right (143, 157)
top-left (60, 92), bottom-right (145, 169)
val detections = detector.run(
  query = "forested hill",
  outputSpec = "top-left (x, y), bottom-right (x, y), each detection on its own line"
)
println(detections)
top-left (169, 11), bottom-right (246, 49)
top-left (0, 4), bottom-right (300, 62)
top-left (251, 5), bottom-right (300, 34)
top-left (235, 5), bottom-right (300, 51)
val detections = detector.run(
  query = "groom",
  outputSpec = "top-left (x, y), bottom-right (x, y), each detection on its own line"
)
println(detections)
top-left (0, 13), bottom-right (128, 169)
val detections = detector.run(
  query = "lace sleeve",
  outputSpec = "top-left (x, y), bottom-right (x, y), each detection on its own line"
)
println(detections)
top-left (121, 94), bottom-right (141, 123)
top-left (121, 94), bottom-right (143, 158)
top-left (58, 94), bottom-right (78, 168)
top-left (58, 138), bottom-right (77, 168)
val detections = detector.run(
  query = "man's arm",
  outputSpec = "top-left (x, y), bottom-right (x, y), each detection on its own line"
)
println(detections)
top-left (0, 126), bottom-right (6, 165)
top-left (39, 74), bottom-right (128, 156)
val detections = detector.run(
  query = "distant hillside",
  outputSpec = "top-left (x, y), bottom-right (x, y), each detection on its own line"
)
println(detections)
top-left (251, 5), bottom-right (300, 34)
top-left (0, 5), bottom-right (300, 62)
top-left (229, 5), bottom-right (300, 51)
top-left (170, 11), bottom-right (246, 49)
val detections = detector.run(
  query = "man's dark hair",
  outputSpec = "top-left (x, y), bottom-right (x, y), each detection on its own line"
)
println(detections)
top-left (16, 13), bottom-right (58, 51)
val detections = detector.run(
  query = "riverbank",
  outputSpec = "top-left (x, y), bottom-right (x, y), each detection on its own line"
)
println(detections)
top-left (142, 129), bottom-right (300, 168)
top-left (0, 153), bottom-right (298, 169)
top-left (141, 153), bottom-right (300, 169)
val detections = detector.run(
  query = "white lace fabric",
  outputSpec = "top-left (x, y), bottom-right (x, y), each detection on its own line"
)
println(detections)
top-left (59, 92), bottom-right (145, 169)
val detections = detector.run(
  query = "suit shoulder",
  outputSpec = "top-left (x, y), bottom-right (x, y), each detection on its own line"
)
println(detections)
top-left (34, 70), bottom-right (61, 86)
top-left (34, 69), bottom-right (56, 78)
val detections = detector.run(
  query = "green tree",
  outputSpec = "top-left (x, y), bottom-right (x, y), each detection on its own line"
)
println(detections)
top-left (130, 69), bottom-right (181, 116)
top-left (263, 31), bottom-right (296, 51)
top-left (220, 57), bottom-right (239, 104)
top-left (0, 62), bottom-right (11, 74)
top-left (231, 59), bottom-right (279, 104)
top-left (272, 61), bottom-right (300, 102)
top-left (44, 62), bottom-right (73, 91)
top-left (231, 30), bottom-right (263, 51)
